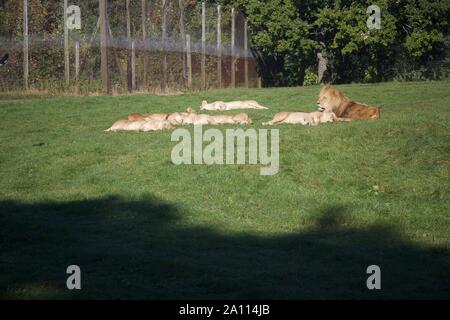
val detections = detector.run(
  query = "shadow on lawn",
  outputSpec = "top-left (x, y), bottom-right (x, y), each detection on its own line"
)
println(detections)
top-left (0, 196), bottom-right (448, 299)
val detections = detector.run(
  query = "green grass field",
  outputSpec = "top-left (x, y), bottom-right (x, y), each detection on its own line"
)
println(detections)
top-left (0, 81), bottom-right (449, 299)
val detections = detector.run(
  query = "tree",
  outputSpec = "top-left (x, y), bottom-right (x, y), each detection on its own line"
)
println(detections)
top-left (223, 0), bottom-right (449, 85)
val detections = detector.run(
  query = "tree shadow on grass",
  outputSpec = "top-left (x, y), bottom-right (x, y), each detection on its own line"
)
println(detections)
top-left (0, 196), bottom-right (448, 299)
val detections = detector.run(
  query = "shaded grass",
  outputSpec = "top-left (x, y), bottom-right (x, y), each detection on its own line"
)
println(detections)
top-left (0, 81), bottom-right (449, 299)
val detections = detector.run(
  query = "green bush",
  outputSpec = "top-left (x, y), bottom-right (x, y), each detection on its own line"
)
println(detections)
top-left (303, 69), bottom-right (319, 86)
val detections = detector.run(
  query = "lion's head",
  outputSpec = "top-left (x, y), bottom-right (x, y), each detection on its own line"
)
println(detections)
top-left (233, 113), bottom-right (253, 124)
top-left (317, 86), bottom-right (350, 115)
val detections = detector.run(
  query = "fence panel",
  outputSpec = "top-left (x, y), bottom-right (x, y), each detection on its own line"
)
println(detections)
top-left (0, 0), bottom-right (260, 94)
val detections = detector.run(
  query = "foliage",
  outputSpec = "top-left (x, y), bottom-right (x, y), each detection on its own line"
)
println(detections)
top-left (223, 0), bottom-right (450, 85)
top-left (303, 68), bottom-right (319, 86)
top-left (1, 0), bottom-right (449, 88)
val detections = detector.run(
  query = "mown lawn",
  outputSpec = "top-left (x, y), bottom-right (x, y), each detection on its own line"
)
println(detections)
top-left (0, 81), bottom-right (449, 299)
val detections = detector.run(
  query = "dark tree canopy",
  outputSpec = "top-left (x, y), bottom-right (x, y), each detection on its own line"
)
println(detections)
top-left (222, 0), bottom-right (450, 86)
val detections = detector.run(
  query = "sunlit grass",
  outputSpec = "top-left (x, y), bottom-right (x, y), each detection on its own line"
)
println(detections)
top-left (0, 81), bottom-right (449, 299)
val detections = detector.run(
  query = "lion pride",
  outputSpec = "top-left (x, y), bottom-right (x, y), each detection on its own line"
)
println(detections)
top-left (317, 86), bottom-right (380, 120)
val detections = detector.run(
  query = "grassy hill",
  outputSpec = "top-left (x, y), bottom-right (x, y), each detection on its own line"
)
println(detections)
top-left (0, 81), bottom-right (449, 299)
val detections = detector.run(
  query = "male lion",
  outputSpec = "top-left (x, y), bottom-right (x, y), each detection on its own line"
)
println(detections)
top-left (317, 86), bottom-right (380, 120)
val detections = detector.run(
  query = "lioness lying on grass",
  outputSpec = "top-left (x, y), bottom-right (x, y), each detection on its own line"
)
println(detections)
top-left (105, 119), bottom-right (174, 132)
top-left (200, 100), bottom-right (267, 111)
top-left (106, 110), bottom-right (251, 131)
top-left (209, 113), bottom-right (253, 125)
top-left (166, 108), bottom-right (197, 125)
top-left (182, 113), bottom-right (252, 125)
top-left (128, 113), bottom-right (168, 121)
top-left (263, 111), bottom-right (339, 126)
top-left (127, 108), bottom-right (195, 124)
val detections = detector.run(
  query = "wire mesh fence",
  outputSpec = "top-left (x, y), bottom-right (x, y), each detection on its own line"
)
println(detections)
top-left (0, 0), bottom-right (261, 94)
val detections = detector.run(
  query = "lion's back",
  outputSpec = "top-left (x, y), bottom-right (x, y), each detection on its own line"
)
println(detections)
top-left (342, 103), bottom-right (380, 119)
